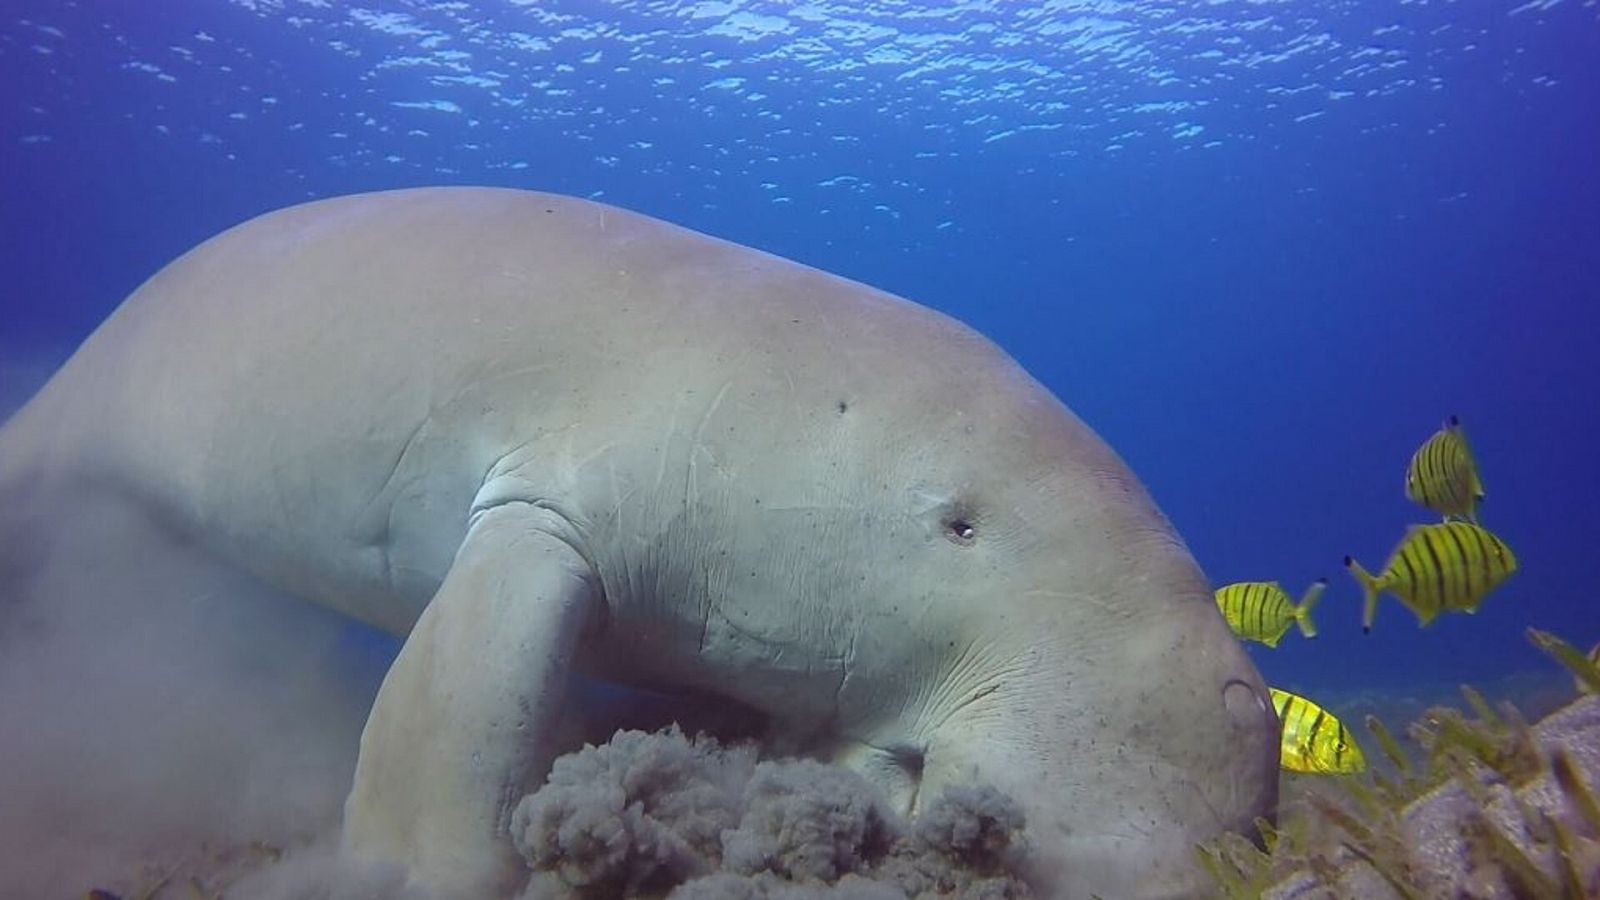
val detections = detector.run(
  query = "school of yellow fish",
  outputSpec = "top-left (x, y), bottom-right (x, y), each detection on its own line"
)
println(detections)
top-left (1214, 416), bottom-right (1521, 776)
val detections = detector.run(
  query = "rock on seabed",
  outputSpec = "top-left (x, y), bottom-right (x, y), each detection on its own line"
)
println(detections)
top-left (1267, 695), bottom-right (1600, 900)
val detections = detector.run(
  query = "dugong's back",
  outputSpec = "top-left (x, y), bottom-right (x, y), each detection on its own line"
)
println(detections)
top-left (6, 187), bottom-right (1009, 631)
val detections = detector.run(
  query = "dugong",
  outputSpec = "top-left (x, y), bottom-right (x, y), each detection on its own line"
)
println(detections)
top-left (0, 188), bottom-right (1276, 898)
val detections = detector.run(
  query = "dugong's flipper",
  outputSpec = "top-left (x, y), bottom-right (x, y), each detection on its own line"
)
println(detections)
top-left (341, 503), bottom-right (600, 896)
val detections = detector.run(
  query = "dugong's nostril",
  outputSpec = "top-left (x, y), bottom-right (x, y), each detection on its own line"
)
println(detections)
top-left (1221, 678), bottom-right (1269, 730)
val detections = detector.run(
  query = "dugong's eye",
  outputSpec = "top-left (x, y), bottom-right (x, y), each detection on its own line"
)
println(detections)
top-left (945, 518), bottom-right (977, 546)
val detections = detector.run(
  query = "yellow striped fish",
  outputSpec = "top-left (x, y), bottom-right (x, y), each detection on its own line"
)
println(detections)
top-left (1214, 580), bottom-right (1326, 648)
top-left (1404, 415), bottom-right (1484, 524)
top-left (1345, 521), bottom-right (1517, 633)
top-left (1270, 688), bottom-right (1366, 775)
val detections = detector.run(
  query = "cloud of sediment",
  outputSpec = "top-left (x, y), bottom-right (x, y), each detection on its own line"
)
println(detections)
top-left (0, 503), bottom-right (391, 898)
top-left (510, 727), bottom-right (1035, 899)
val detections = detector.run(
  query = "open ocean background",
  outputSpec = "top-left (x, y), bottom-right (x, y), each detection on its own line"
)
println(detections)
top-left (1, 0), bottom-right (1597, 719)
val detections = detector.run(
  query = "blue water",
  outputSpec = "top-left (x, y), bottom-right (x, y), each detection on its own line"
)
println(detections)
top-left (2, 0), bottom-right (1597, 701)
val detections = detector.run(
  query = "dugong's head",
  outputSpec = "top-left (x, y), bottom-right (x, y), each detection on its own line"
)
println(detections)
top-left (782, 314), bottom-right (1280, 899)
top-left (577, 227), bottom-right (1278, 897)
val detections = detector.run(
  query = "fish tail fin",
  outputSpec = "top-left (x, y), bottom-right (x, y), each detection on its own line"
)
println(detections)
top-left (1294, 578), bottom-right (1327, 639)
top-left (1344, 556), bottom-right (1381, 634)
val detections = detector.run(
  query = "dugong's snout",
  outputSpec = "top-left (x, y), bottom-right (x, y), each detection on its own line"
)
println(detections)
top-left (916, 590), bottom-right (1280, 899)
top-left (1080, 614), bottom-right (1279, 898)
top-left (1105, 673), bottom-right (1281, 898)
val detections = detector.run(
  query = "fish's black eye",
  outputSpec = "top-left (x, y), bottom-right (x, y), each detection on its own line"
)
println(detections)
top-left (945, 519), bottom-right (977, 545)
